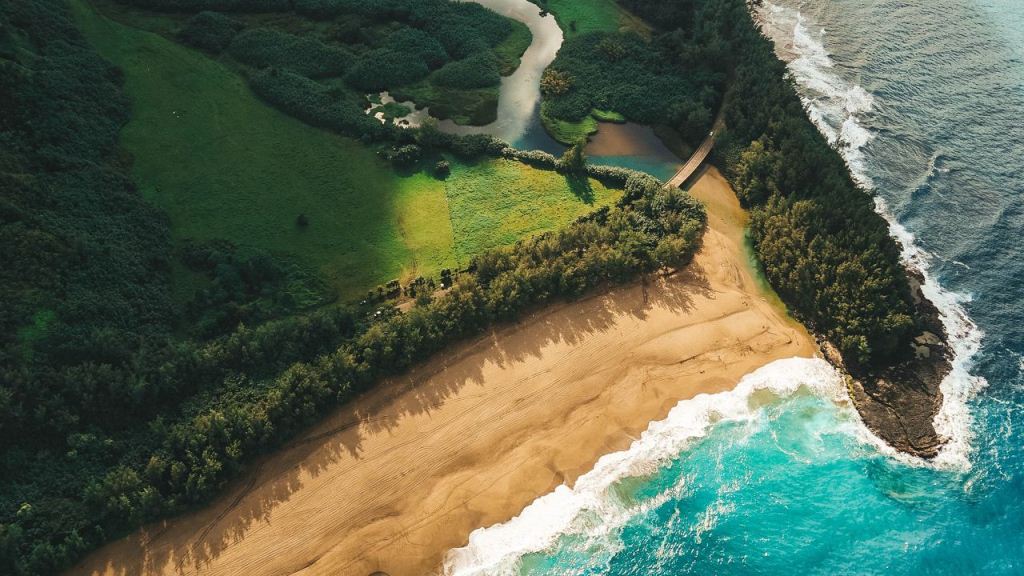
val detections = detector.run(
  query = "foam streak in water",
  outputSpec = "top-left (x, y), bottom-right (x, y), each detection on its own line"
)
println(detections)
top-left (756, 2), bottom-right (986, 470)
top-left (760, 3), bottom-right (876, 188)
top-left (443, 358), bottom-right (845, 576)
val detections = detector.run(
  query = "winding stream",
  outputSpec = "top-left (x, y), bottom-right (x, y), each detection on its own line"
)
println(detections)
top-left (433, 0), bottom-right (684, 177)
top-left (437, 0), bottom-right (565, 153)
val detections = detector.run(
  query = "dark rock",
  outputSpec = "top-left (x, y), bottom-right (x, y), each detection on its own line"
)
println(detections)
top-left (838, 269), bottom-right (951, 459)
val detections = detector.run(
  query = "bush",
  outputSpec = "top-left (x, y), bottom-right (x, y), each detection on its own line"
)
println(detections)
top-left (177, 11), bottom-right (243, 53)
top-left (540, 68), bottom-right (573, 96)
top-left (344, 48), bottom-right (430, 91)
top-left (228, 28), bottom-right (352, 78)
top-left (431, 53), bottom-right (501, 89)
top-left (382, 27), bottom-right (449, 69)
top-left (115, 0), bottom-right (291, 13)
top-left (248, 67), bottom-right (389, 140)
top-left (541, 31), bottom-right (723, 130)
top-left (379, 143), bottom-right (422, 167)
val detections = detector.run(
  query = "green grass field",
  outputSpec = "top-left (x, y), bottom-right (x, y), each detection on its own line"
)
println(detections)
top-left (71, 0), bottom-right (615, 300)
top-left (443, 158), bottom-right (619, 262)
top-left (72, 0), bottom-right (422, 299)
top-left (534, 0), bottom-right (649, 37)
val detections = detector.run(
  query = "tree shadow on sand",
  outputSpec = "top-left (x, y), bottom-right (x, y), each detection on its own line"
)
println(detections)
top-left (82, 265), bottom-right (716, 576)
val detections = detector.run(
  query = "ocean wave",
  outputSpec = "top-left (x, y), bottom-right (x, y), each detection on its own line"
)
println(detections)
top-left (756, 2), bottom-right (987, 470)
top-left (762, 3), bottom-right (876, 189)
top-left (443, 358), bottom-right (847, 576)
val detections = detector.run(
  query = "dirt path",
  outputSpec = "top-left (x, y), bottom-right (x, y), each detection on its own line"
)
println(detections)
top-left (69, 168), bottom-right (816, 576)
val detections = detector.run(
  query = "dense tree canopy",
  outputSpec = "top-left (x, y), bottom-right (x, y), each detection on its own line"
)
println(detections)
top-left (617, 0), bottom-right (917, 367)
top-left (0, 2), bottom-right (705, 573)
top-left (538, 4), bottom-right (727, 143)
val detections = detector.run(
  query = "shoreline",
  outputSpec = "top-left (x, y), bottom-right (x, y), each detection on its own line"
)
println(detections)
top-left (70, 168), bottom-right (818, 576)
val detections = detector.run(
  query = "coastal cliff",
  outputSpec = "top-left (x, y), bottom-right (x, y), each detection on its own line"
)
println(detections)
top-left (825, 272), bottom-right (951, 458)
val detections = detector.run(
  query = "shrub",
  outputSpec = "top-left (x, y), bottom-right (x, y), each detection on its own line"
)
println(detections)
top-left (344, 49), bottom-right (430, 91)
top-left (248, 68), bottom-right (388, 140)
top-left (177, 11), bottom-right (243, 53)
top-left (228, 28), bottom-right (352, 78)
top-left (434, 159), bottom-right (450, 177)
top-left (382, 27), bottom-right (449, 69)
top-left (540, 69), bottom-right (573, 96)
top-left (431, 53), bottom-right (501, 89)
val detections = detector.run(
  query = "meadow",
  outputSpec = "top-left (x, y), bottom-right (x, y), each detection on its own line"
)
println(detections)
top-left (72, 0), bottom-right (614, 300)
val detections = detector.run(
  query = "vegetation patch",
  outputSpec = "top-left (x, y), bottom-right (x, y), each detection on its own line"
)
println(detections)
top-left (443, 157), bottom-right (621, 262)
top-left (493, 20), bottom-right (532, 74)
top-left (530, 0), bottom-right (649, 37)
top-left (392, 81), bottom-right (500, 125)
top-left (72, 0), bottom-right (419, 299)
top-left (541, 102), bottom-right (598, 144)
top-left (540, 31), bottom-right (723, 144)
top-left (592, 108), bottom-right (626, 122)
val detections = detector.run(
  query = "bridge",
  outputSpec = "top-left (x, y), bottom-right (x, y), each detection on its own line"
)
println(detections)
top-left (667, 115), bottom-right (725, 189)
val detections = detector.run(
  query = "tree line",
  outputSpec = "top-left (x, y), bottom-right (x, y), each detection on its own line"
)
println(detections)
top-left (538, 4), bottom-right (728, 145)
top-left (142, 0), bottom-right (519, 135)
top-left (620, 0), bottom-right (917, 369)
top-left (0, 2), bottom-right (705, 573)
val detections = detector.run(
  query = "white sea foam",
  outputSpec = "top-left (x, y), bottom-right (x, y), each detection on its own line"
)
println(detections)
top-left (444, 5), bottom-right (988, 573)
top-left (443, 358), bottom-right (847, 576)
top-left (759, 3), bottom-right (877, 189)
top-left (756, 2), bottom-right (987, 470)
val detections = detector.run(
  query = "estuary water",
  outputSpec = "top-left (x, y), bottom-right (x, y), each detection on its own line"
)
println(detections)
top-left (444, 0), bottom-right (1024, 573)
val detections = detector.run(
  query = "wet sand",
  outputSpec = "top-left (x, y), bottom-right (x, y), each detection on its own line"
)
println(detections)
top-left (70, 168), bottom-right (817, 576)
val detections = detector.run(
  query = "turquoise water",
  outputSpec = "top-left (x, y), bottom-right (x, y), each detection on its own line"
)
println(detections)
top-left (445, 0), bottom-right (1024, 573)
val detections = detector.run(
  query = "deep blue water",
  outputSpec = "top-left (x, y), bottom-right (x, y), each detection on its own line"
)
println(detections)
top-left (445, 0), bottom-right (1024, 573)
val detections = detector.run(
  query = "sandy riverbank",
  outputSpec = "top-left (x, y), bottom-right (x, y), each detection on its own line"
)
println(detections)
top-left (70, 167), bottom-right (817, 576)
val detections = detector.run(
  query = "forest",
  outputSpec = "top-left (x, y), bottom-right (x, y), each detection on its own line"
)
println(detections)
top-left (1, 0), bottom-right (925, 571)
top-left (616, 0), bottom-right (917, 368)
top-left (0, 3), bottom-right (704, 573)
top-left (537, 0), bottom-right (726, 145)
top-left (107, 0), bottom-right (530, 136)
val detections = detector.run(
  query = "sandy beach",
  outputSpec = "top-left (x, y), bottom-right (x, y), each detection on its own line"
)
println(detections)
top-left (70, 167), bottom-right (817, 576)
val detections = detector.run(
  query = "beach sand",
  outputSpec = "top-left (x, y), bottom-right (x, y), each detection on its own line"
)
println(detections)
top-left (69, 167), bottom-right (817, 576)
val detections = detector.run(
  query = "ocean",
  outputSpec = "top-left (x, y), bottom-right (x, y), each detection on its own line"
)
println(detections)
top-left (443, 0), bottom-right (1024, 573)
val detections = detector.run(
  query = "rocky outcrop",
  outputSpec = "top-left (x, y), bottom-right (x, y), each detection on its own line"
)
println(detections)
top-left (828, 271), bottom-right (951, 459)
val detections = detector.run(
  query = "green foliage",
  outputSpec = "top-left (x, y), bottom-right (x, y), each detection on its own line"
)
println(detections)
top-left (431, 53), bottom-right (501, 89)
top-left (250, 67), bottom-right (387, 138)
top-left (228, 27), bottom-right (352, 78)
top-left (117, 0), bottom-right (290, 12)
top-left (177, 11), bottom-right (242, 53)
top-left (379, 143), bottom-right (422, 167)
top-left (492, 20), bottom-right (532, 74)
top-left (529, 0), bottom-right (648, 37)
top-left (115, 0), bottom-right (529, 130)
top-left (540, 102), bottom-right (598, 145)
top-left (0, 1), bottom-right (709, 574)
top-left (441, 158), bottom-right (622, 262)
top-left (557, 140), bottom-right (588, 174)
top-left (540, 30), bottom-right (724, 141)
top-left (179, 240), bottom-right (330, 338)
top-left (391, 80), bottom-right (500, 125)
top-left (344, 48), bottom-right (429, 91)
top-left (622, 0), bottom-right (917, 368)
top-left (381, 26), bottom-right (449, 69)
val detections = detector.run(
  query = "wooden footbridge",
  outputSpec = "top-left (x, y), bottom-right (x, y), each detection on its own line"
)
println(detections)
top-left (667, 115), bottom-right (725, 188)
